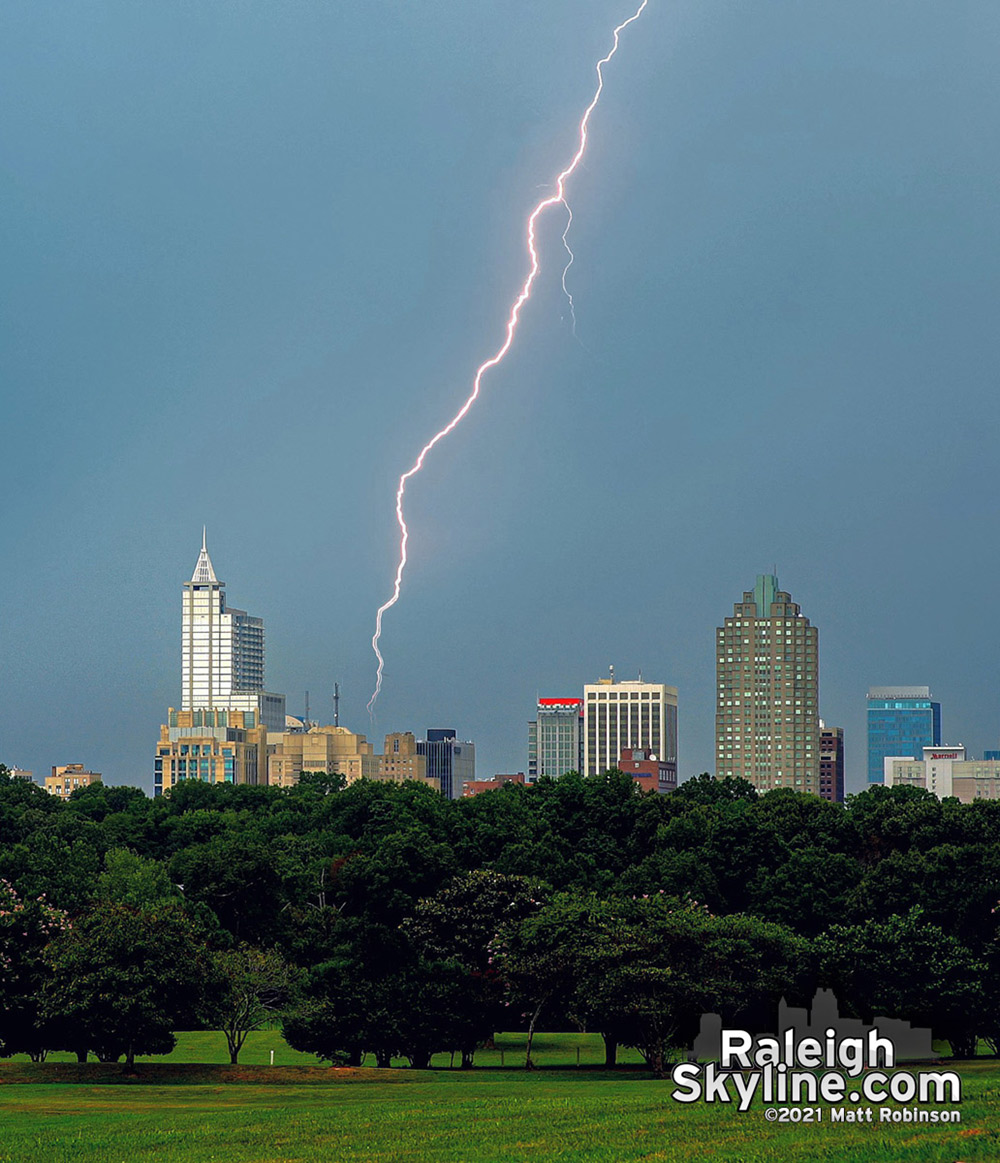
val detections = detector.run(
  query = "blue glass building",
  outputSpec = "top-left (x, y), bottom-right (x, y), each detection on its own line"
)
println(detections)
top-left (417, 728), bottom-right (476, 800)
top-left (866, 687), bottom-right (941, 784)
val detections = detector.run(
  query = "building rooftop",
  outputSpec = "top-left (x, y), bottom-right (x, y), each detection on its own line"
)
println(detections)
top-left (867, 686), bottom-right (933, 700)
top-left (190, 527), bottom-right (219, 585)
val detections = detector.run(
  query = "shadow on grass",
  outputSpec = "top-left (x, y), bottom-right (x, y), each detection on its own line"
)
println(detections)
top-left (0, 1063), bottom-right (416, 1086)
top-left (0, 1061), bottom-right (661, 1085)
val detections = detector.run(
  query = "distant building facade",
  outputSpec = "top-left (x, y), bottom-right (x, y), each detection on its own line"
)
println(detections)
top-left (377, 733), bottom-right (433, 786)
top-left (527, 698), bottom-right (583, 780)
top-left (885, 745), bottom-right (1000, 802)
top-left (715, 574), bottom-right (819, 794)
top-left (583, 676), bottom-right (677, 778)
top-left (45, 764), bottom-right (102, 799)
top-left (268, 727), bottom-right (440, 790)
top-left (267, 725), bottom-right (378, 787)
top-left (819, 725), bottom-right (845, 803)
top-left (618, 747), bottom-right (677, 795)
top-left (866, 686), bottom-right (941, 785)
top-left (155, 708), bottom-right (267, 795)
top-left (417, 730), bottom-right (476, 800)
top-left (463, 773), bottom-right (526, 797)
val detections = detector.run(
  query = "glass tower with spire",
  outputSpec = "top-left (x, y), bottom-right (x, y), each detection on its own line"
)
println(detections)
top-left (181, 531), bottom-right (285, 730)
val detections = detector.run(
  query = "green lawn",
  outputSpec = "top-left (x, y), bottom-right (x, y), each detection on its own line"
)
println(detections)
top-left (0, 1035), bottom-right (997, 1162)
top-left (5, 1029), bottom-right (649, 1070)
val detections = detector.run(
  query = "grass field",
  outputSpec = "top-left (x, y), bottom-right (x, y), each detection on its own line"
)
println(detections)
top-left (2, 1029), bottom-right (650, 1070)
top-left (1, 1033), bottom-right (997, 1162)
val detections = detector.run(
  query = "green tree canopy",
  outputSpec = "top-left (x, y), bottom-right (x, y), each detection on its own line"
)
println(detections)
top-left (43, 901), bottom-right (214, 1068)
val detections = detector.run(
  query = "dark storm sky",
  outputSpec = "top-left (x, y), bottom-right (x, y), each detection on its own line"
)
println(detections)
top-left (2, 1), bottom-right (999, 791)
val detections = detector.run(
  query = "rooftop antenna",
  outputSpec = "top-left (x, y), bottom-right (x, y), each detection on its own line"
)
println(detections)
top-left (638, 668), bottom-right (643, 682)
top-left (305, 690), bottom-right (310, 726)
top-left (609, 663), bottom-right (615, 685)
top-left (333, 682), bottom-right (340, 728)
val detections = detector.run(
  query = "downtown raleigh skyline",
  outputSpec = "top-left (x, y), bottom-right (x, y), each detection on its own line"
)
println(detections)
top-left (145, 540), bottom-right (1000, 805)
top-left (13, 536), bottom-right (1000, 806)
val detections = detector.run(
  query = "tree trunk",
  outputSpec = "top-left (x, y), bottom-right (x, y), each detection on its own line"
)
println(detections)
top-left (375, 1048), bottom-right (391, 1068)
top-left (409, 1048), bottom-right (431, 1069)
top-left (651, 1045), bottom-right (666, 1080)
top-left (125, 1047), bottom-right (136, 1072)
top-left (603, 1036), bottom-right (618, 1068)
top-left (75, 1049), bottom-right (88, 1064)
top-left (461, 1048), bottom-right (475, 1070)
top-left (230, 1047), bottom-right (240, 1064)
top-left (948, 1034), bottom-right (979, 1060)
top-left (348, 1048), bottom-right (362, 1067)
top-left (525, 997), bottom-right (548, 1069)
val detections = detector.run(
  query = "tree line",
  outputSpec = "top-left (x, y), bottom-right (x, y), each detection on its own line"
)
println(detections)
top-left (0, 766), bottom-right (997, 1071)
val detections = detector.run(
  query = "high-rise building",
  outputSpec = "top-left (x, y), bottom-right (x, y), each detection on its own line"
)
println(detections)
top-left (417, 729), bottom-right (476, 800)
top-left (819, 725), bottom-right (845, 803)
top-left (527, 698), bottom-right (583, 780)
top-left (155, 536), bottom-right (286, 793)
top-left (715, 574), bottom-right (819, 794)
top-left (866, 687), bottom-right (941, 785)
top-left (181, 532), bottom-right (285, 730)
top-left (582, 676), bottom-right (677, 778)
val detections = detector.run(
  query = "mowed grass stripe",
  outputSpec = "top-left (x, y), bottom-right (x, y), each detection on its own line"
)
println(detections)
top-left (0, 1067), bottom-right (997, 1163)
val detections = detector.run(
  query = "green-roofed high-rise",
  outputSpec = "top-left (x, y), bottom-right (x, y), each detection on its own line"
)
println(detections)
top-left (715, 575), bottom-right (820, 794)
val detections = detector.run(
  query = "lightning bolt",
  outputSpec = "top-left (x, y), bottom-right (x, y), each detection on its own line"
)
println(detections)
top-left (560, 203), bottom-right (578, 335)
top-left (368, 0), bottom-right (649, 715)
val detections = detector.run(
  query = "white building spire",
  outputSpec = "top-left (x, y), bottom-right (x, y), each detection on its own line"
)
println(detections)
top-left (191, 528), bottom-right (218, 585)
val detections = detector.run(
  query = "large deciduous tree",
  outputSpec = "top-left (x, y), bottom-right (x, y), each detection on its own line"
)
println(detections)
top-left (0, 879), bottom-right (69, 1061)
top-left (817, 906), bottom-right (985, 1058)
top-left (43, 901), bottom-right (212, 1068)
top-left (404, 869), bottom-right (539, 1066)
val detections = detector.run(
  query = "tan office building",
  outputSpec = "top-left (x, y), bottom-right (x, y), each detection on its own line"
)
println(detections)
top-left (46, 765), bottom-right (102, 799)
top-left (155, 708), bottom-right (269, 794)
top-left (377, 733), bottom-right (432, 785)
top-left (583, 675), bottom-right (678, 778)
top-left (716, 574), bottom-right (820, 794)
top-left (268, 727), bottom-right (438, 790)
top-left (268, 726), bottom-right (379, 787)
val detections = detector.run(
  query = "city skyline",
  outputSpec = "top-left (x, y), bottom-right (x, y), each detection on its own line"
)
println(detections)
top-left (7, 530), bottom-right (1000, 796)
top-left (3, 3), bottom-right (1000, 793)
top-left (6, 529), bottom-right (1000, 797)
